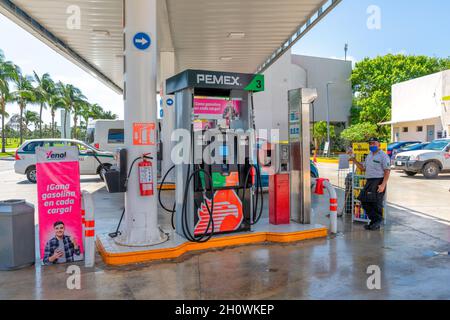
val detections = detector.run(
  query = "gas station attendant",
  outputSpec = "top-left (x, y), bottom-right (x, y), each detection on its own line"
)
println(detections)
top-left (350, 138), bottom-right (391, 231)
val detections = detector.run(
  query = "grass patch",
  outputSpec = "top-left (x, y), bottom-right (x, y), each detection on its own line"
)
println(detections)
top-left (0, 138), bottom-right (20, 149)
top-left (0, 152), bottom-right (14, 159)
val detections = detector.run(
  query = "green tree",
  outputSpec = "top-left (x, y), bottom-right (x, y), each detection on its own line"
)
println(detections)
top-left (33, 72), bottom-right (55, 138)
top-left (89, 103), bottom-right (117, 120)
top-left (0, 50), bottom-right (16, 152)
top-left (313, 121), bottom-right (335, 154)
top-left (79, 100), bottom-right (92, 140)
top-left (46, 83), bottom-right (64, 138)
top-left (100, 110), bottom-right (117, 120)
top-left (89, 103), bottom-right (103, 119)
top-left (12, 66), bottom-right (35, 145)
top-left (72, 96), bottom-right (88, 140)
top-left (340, 122), bottom-right (379, 143)
top-left (56, 82), bottom-right (85, 139)
top-left (351, 54), bottom-right (450, 138)
top-left (23, 110), bottom-right (39, 136)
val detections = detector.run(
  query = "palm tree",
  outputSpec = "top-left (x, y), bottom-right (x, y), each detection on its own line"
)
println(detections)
top-left (101, 110), bottom-right (118, 120)
top-left (80, 100), bottom-right (93, 140)
top-left (11, 66), bottom-right (35, 145)
top-left (0, 50), bottom-right (16, 153)
top-left (72, 97), bottom-right (88, 140)
top-left (89, 103), bottom-right (103, 119)
top-left (23, 110), bottom-right (39, 136)
top-left (33, 72), bottom-right (54, 138)
top-left (56, 82), bottom-right (85, 139)
top-left (89, 103), bottom-right (117, 120)
top-left (48, 89), bottom-right (62, 138)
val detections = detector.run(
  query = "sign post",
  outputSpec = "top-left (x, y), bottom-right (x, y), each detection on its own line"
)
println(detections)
top-left (36, 146), bottom-right (83, 265)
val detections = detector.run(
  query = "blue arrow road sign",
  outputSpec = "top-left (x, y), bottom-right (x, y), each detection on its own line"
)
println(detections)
top-left (166, 98), bottom-right (174, 106)
top-left (133, 32), bottom-right (151, 50)
top-left (160, 109), bottom-right (164, 118)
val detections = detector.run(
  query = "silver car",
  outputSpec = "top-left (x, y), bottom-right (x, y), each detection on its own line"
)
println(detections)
top-left (393, 139), bottom-right (450, 179)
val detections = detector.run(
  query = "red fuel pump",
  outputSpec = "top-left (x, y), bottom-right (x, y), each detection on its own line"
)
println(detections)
top-left (138, 157), bottom-right (154, 196)
top-left (269, 143), bottom-right (291, 225)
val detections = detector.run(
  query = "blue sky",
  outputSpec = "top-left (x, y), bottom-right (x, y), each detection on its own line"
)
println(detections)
top-left (0, 0), bottom-right (449, 123)
top-left (292, 0), bottom-right (450, 61)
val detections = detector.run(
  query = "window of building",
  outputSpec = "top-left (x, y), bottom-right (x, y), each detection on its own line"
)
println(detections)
top-left (417, 126), bottom-right (423, 132)
top-left (402, 127), bottom-right (409, 133)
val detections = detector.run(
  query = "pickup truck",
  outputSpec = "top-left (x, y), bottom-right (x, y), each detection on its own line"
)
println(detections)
top-left (393, 139), bottom-right (450, 179)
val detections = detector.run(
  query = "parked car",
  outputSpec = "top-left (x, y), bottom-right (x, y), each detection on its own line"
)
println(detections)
top-left (391, 142), bottom-right (430, 159)
top-left (15, 139), bottom-right (116, 183)
top-left (388, 141), bottom-right (421, 158)
top-left (393, 139), bottom-right (450, 179)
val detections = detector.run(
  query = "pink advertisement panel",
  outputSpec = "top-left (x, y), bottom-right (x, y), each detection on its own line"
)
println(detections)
top-left (36, 147), bottom-right (84, 265)
top-left (194, 98), bottom-right (241, 120)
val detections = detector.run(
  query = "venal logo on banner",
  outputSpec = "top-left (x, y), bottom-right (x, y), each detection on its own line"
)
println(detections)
top-left (36, 146), bottom-right (84, 265)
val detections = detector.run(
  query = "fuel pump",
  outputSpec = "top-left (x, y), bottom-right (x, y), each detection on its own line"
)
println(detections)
top-left (161, 69), bottom-right (265, 242)
top-left (269, 142), bottom-right (291, 225)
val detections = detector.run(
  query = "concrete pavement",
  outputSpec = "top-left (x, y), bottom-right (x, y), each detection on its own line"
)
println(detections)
top-left (317, 162), bottom-right (450, 224)
top-left (0, 161), bottom-right (449, 299)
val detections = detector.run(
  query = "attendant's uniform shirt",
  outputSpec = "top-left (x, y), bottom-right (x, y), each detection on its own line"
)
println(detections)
top-left (363, 150), bottom-right (391, 179)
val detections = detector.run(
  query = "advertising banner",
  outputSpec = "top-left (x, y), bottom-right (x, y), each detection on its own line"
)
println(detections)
top-left (194, 98), bottom-right (241, 120)
top-left (36, 146), bottom-right (84, 265)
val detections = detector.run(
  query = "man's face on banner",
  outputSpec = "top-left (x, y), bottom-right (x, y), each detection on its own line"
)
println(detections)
top-left (54, 224), bottom-right (65, 238)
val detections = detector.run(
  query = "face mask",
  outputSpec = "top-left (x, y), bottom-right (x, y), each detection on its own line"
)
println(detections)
top-left (369, 146), bottom-right (379, 153)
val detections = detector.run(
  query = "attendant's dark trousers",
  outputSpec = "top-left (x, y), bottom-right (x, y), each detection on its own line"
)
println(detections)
top-left (361, 178), bottom-right (385, 224)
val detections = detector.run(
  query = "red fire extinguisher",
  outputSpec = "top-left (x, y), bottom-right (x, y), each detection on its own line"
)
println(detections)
top-left (138, 157), bottom-right (154, 196)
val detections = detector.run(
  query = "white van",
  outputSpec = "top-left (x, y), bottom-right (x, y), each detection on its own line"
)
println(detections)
top-left (86, 120), bottom-right (124, 153)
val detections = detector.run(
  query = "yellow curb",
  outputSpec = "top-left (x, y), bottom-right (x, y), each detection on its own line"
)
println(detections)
top-left (312, 158), bottom-right (339, 164)
top-left (96, 227), bottom-right (328, 266)
top-left (157, 184), bottom-right (176, 191)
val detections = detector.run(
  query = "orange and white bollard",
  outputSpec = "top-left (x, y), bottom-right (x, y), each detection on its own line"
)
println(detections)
top-left (82, 191), bottom-right (95, 267)
top-left (312, 178), bottom-right (338, 234)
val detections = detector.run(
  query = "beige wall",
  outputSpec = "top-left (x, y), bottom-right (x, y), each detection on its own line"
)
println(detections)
top-left (254, 50), bottom-right (353, 141)
top-left (393, 118), bottom-right (443, 142)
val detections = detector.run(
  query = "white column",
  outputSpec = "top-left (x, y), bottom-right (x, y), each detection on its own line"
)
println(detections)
top-left (160, 51), bottom-right (176, 183)
top-left (118, 0), bottom-right (162, 246)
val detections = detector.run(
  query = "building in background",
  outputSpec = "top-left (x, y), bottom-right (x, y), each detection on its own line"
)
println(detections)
top-left (254, 50), bottom-right (353, 141)
top-left (386, 70), bottom-right (450, 142)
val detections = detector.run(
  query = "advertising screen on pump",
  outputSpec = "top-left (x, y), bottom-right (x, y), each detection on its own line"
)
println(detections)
top-left (36, 146), bottom-right (84, 265)
top-left (194, 97), bottom-right (242, 120)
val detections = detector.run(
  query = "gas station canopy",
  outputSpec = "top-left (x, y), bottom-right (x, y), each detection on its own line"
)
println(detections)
top-left (0, 0), bottom-right (341, 93)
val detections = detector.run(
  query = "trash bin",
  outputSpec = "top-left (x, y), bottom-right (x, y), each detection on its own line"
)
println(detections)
top-left (0, 200), bottom-right (35, 271)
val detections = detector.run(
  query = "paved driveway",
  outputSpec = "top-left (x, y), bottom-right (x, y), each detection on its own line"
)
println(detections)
top-left (317, 162), bottom-right (450, 224)
top-left (0, 160), bottom-right (105, 223)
